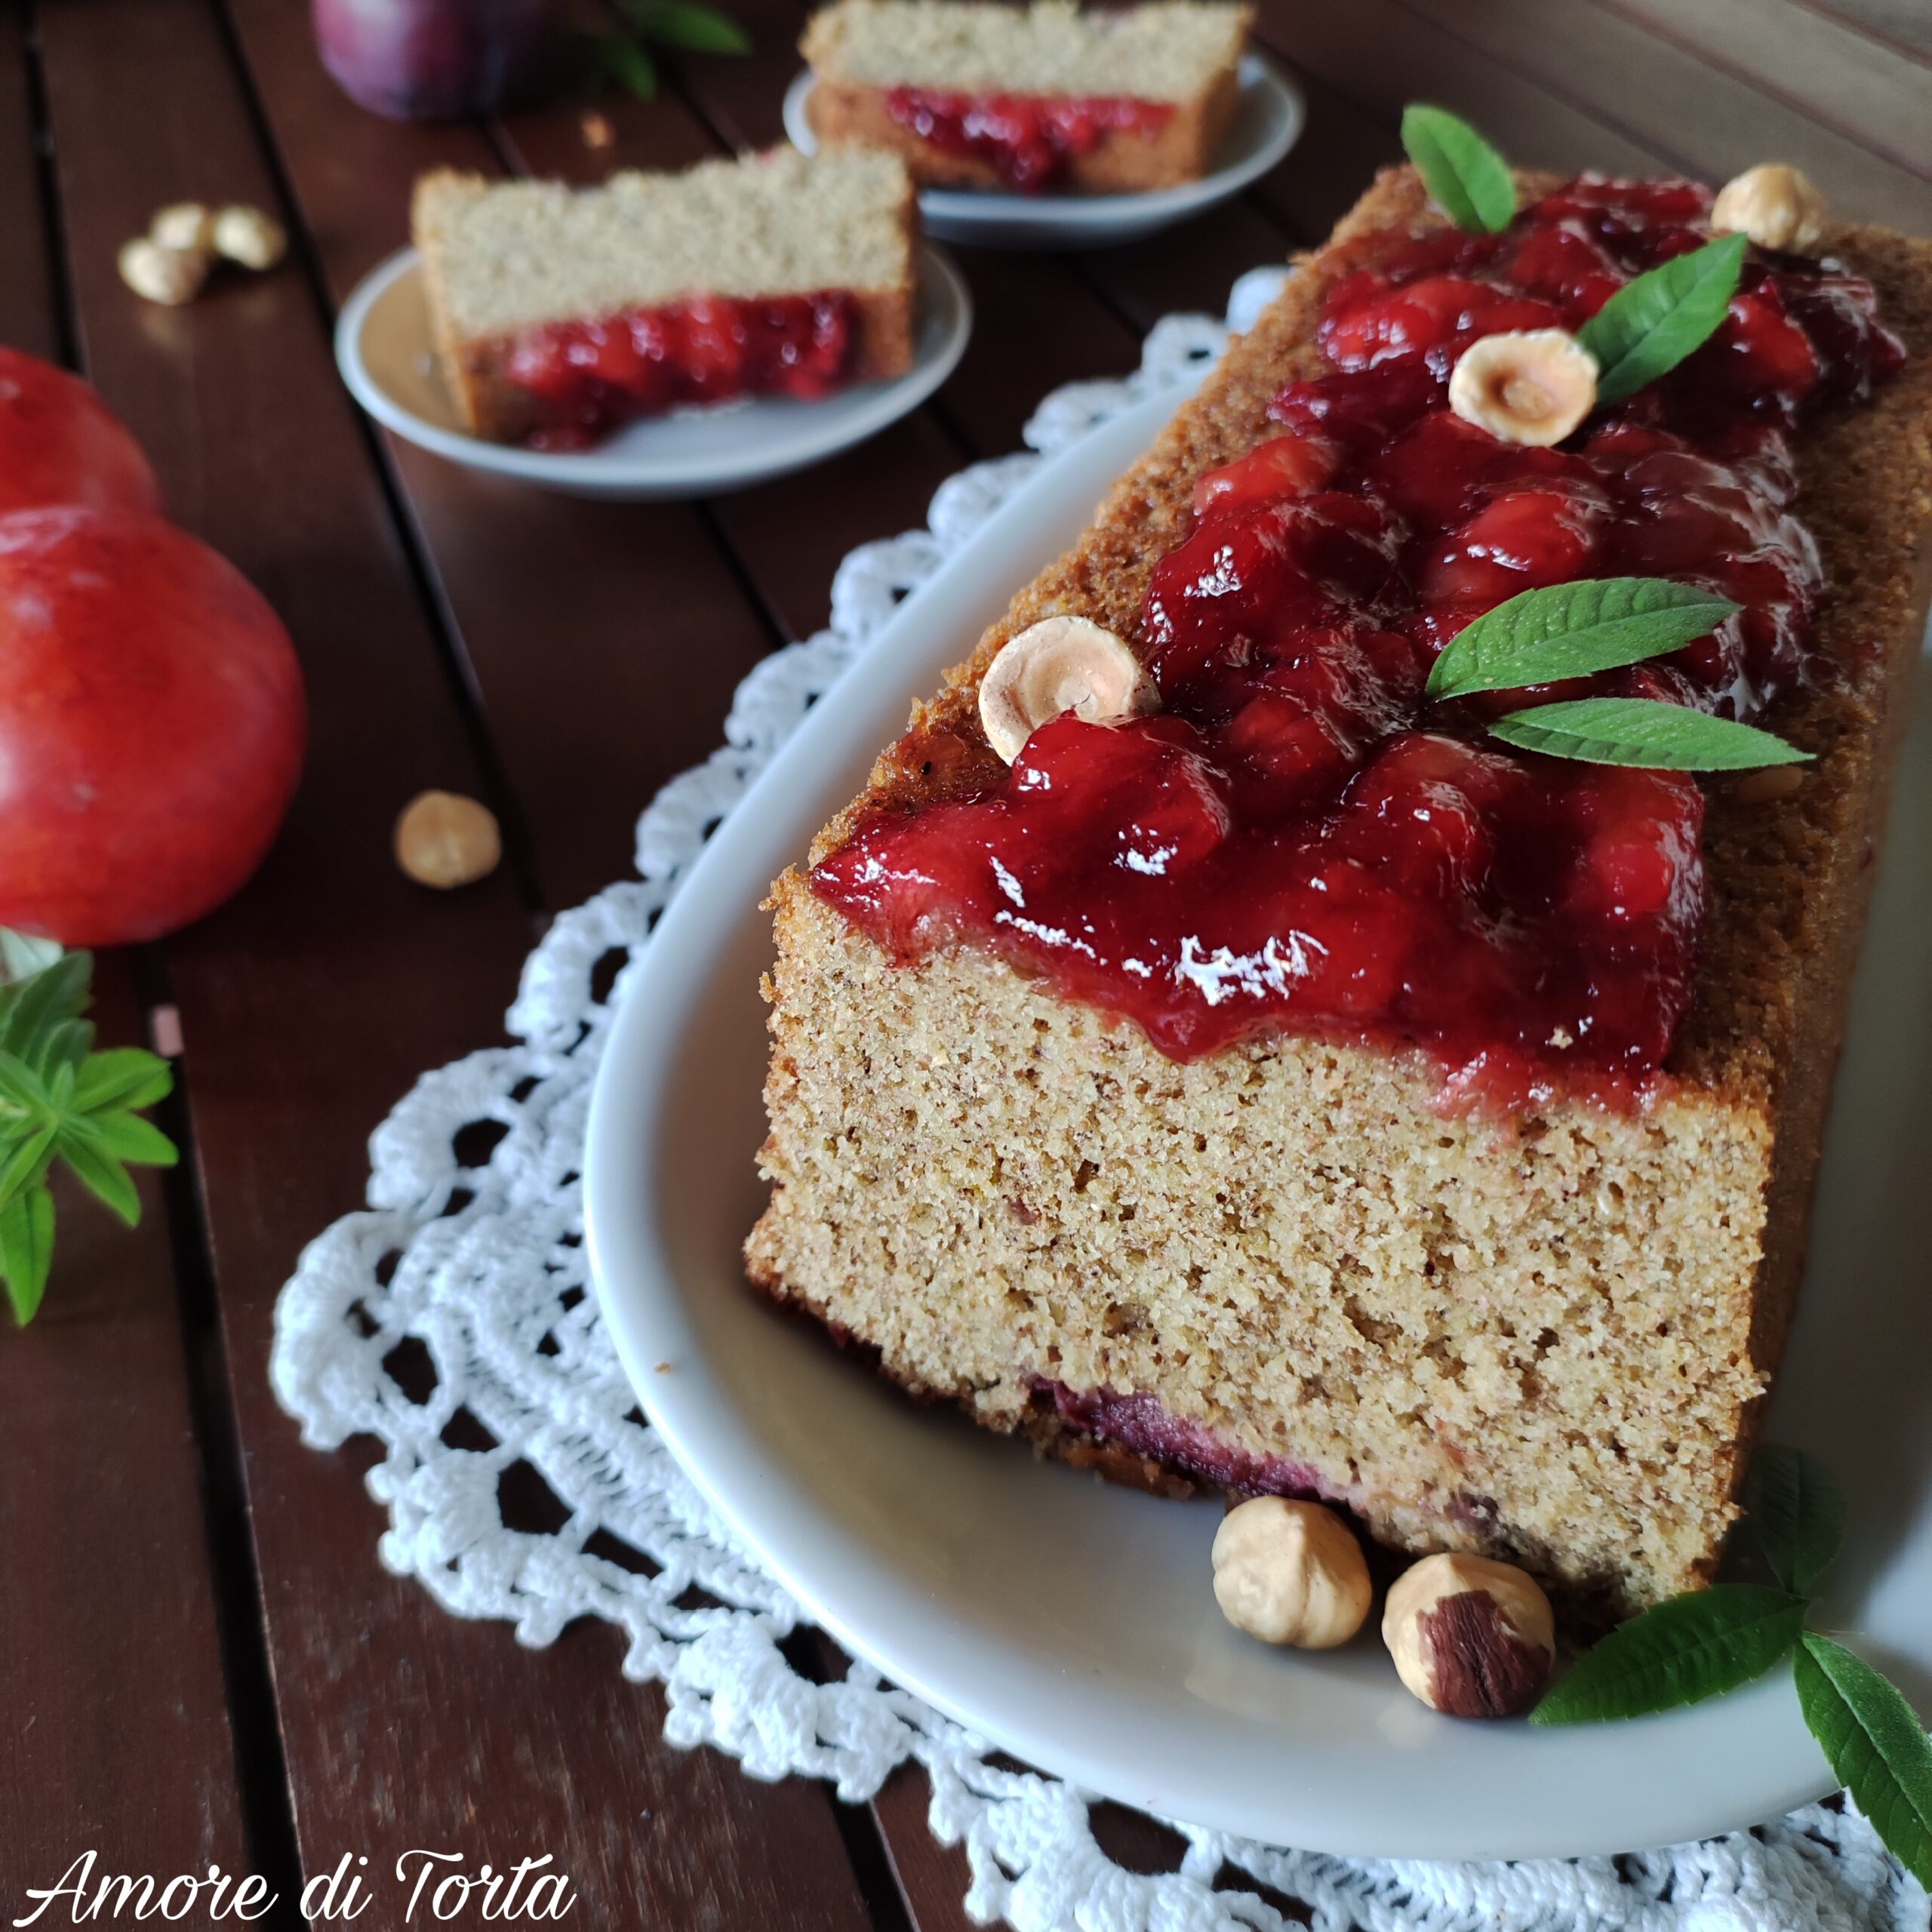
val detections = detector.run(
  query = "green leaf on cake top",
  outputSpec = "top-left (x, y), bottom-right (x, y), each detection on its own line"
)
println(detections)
top-left (1426, 578), bottom-right (1742, 702)
top-left (1486, 697), bottom-right (1810, 771)
top-left (1577, 234), bottom-right (1748, 405)
top-left (1535, 1445), bottom-right (1932, 1890)
top-left (0, 946), bottom-right (177, 1327)
top-left (1401, 104), bottom-right (1516, 235)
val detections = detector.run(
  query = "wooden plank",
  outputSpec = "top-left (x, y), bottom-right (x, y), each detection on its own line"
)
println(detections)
top-left (1394, 0), bottom-right (1931, 228)
top-left (1593, 0), bottom-right (1932, 177)
top-left (1244, 65), bottom-right (1402, 245)
top-left (1074, 197), bottom-right (1294, 336)
top-left (0, 2), bottom-right (56, 361)
top-left (1801, 0), bottom-right (1932, 65)
top-left (37, 1), bottom-right (875, 1925)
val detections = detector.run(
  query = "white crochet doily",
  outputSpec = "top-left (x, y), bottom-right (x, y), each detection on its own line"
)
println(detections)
top-left (273, 269), bottom-right (1927, 1932)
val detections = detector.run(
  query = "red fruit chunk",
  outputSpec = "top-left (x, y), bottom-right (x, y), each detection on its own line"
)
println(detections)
top-left (1422, 483), bottom-right (1611, 608)
top-left (1194, 434), bottom-right (1340, 518)
top-left (0, 348), bottom-right (162, 518)
top-left (0, 507), bottom-right (306, 946)
top-left (882, 87), bottom-right (1175, 192)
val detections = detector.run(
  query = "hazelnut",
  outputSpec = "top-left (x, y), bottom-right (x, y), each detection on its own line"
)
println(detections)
top-left (150, 202), bottom-right (216, 252)
top-left (1211, 1497), bottom-right (1373, 1649)
top-left (211, 205), bottom-right (288, 272)
top-left (395, 790), bottom-right (501, 890)
top-left (1449, 330), bottom-right (1599, 447)
top-left (581, 108), bottom-right (615, 150)
top-left (1383, 1552), bottom-right (1554, 1718)
top-left (1712, 164), bottom-right (1826, 254)
top-left (118, 236), bottom-right (211, 307)
top-left (977, 615), bottom-right (1158, 764)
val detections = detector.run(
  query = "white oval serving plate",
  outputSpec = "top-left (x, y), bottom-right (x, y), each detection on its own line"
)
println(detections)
top-left (584, 384), bottom-right (1932, 1860)
top-left (783, 53), bottom-right (1303, 249)
top-left (334, 243), bottom-right (971, 500)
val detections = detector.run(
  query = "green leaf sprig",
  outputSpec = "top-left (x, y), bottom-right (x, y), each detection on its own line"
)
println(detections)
top-left (1400, 105), bottom-right (1515, 235)
top-left (1426, 577), bottom-right (1810, 771)
top-left (1535, 1445), bottom-right (1932, 1889)
top-left (583, 0), bottom-right (750, 104)
top-left (0, 949), bottom-right (178, 1326)
top-left (1577, 235), bottom-right (1748, 405)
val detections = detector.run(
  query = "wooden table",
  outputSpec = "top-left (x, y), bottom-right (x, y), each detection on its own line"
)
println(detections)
top-left (2, 1), bottom-right (1924, 1922)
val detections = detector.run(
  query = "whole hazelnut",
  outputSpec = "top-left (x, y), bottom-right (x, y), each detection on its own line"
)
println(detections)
top-left (211, 205), bottom-right (288, 272)
top-left (977, 614), bottom-right (1158, 764)
top-left (1712, 164), bottom-right (1826, 254)
top-left (150, 202), bottom-right (216, 253)
top-left (395, 790), bottom-right (501, 890)
top-left (1211, 1496), bottom-right (1374, 1649)
top-left (1383, 1552), bottom-right (1554, 1718)
top-left (118, 236), bottom-right (211, 307)
top-left (1448, 329), bottom-right (1599, 448)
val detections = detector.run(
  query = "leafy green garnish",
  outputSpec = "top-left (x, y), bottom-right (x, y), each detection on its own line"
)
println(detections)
top-left (1531, 1585), bottom-right (1807, 1724)
top-left (620, 0), bottom-right (751, 54)
top-left (1795, 1634), bottom-right (1932, 1889)
top-left (1487, 696), bottom-right (1810, 771)
top-left (1577, 234), bottom-right (1747, 405)
top-left (1426, 579), bottom-right (1740, 702)
top-left (0, 949), bottom-right (178, 1327)
top-left (1748, 1444), bottom-right (1845, 1597)
top-left (1400, 104), bottom-right (1515, 235)
top-left (1534, 1447), bottom-right (1932, 1889)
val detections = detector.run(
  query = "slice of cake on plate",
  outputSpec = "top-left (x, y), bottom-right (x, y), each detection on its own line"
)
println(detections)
top-left (746, 160), bottom-right (1932, 1624)
top-left (801, 0), bottom-right (1251, 195)
top-left (412, 149), bottom-right (918, 448)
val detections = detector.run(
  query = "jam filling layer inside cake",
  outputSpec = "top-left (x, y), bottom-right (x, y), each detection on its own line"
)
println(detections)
top-left (814, 176), bottom-right (1904, 1097)
top-left (882, 87), bottom-right (1176, 191)
top-left (498, 290), bottom-right (860, 448)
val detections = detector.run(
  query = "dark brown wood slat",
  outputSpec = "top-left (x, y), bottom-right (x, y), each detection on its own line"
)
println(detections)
top-left (1595, 0), bottom-right (1932, 177)
top-left (37, 2), bottom-right (875, 1926)
top-left (1394, 0), bottom-right (1930, 227)
top-left (1808, 0), bottom-right (1932, 63)
top-left (1, 5), bottom-right (55, 360)
top-left (1075, 197), bottom-right (1294, 336)
top-left (1247, 0), bottom-right (1667, 178)
top-left (1242, 65), bottom-right (1402, 245)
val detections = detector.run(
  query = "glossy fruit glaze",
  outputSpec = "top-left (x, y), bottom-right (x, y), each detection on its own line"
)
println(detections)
top-left (499, 291), bottom-right (858, 448)
top-left (814, 175), bottom-right (1906, 1103)
top-left (884, 86), bottom-right (1175, 192)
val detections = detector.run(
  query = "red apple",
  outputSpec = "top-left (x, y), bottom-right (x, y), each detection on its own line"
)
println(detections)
top-left (0, 348), bottom-right (163, 518)
top-left (0, 506), bottom-right (306, 945)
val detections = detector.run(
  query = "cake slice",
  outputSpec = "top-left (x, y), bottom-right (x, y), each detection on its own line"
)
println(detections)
top-left (412, 149), bottom-right (918, 448)
top-left (801, 0), bottom-right (1251, 194)
top-left (746, 165), bottom-right (1932, 1624)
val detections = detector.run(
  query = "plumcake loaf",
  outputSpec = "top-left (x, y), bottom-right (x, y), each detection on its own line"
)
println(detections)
top-left (413, 149), bottom-right (917, 448)
top-left (801, 0), bottom-right (1251, 194)
top-left (746, 164), bottom-right (1932, 1624)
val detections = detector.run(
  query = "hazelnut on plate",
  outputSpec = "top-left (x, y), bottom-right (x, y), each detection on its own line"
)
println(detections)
top-left (977, 614), bottom-right (1158, 764)
top-left (1212, 1496), bottom-right (1373, 1649)
top-left (1449, 329), bottom-right (1599, 448)
top-left (1382, 1551), bottom-right (1554, 1718)
top-left (1712, 164), bottom-right (1826, 254)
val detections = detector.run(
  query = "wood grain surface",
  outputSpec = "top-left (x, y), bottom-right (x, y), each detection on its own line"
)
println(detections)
top-left (2, 0), bottom-right (1924, 1922)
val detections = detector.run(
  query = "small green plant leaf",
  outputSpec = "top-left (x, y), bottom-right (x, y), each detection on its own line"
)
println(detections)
top-left (1578, 235), bottom-right (1747, 405)
top-left (32, 1017), bottom-right (94, 1078)
top-left (0, 1182), bottom-right (54, 1325)
top-left (592, 32), bottom-right (658, 100)
top-left (1747, 1444), bottom-right (1845, 1597)
top-left (73, 1048), bottom-right (174, 1115)
top-left (0, 952), bottom-right (90, 1060)
top-left (0, 1049), bottom-right (50, 1117)
top-left (623, 0), bottom-right (750, 54)
top-left (1400, 104), bottom-right (1515, 235)
top-left (0, 1124), bottom-right (56, 1212)
top-left (83, 1109), bottom-right (179, 1169)
top-left (1488, 697), bottom-right (1810, 771)
top-left (54, 1121), bottom-right (141, 1228)
top-left (1795, 1633), bottom-right (1932, 1889)
top-left (1533, 1584), bottom-right (1807, 1724)
top-left (1426, 578), bottom-right (1740, 701)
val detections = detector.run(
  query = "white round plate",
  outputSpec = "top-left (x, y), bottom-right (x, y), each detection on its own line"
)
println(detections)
top-left (583, 386), bottom-right (1932, 1860)
top-left (784, 53), bottom-right (1303, 248)
top-left (334, 244), bottom-right (971, 500)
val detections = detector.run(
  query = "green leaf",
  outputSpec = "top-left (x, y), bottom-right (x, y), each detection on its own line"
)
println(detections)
top-left (1400, 104), bottom-right (1515, 235)
top-left (1426, 578), bottom-right (1741, 701)
top-left (0, 1183), bottom-right (54, 1324)
top-left (1795, 1633), bottom-right (1932, 1888)
top-left (1533, 1583), bottom-right (1807, 1724)
top-left (32, 1017), bottom-right (94, 1078)
top-left (0, 1123), bottom-right (57, 1211)
top-left (592, 32), bottom-right (658, 99)
top-left (0, 1049), bottom-right (51, 1117)
top-left (73, 1047), bottom-right (174, 1115)
top-left (54, 1120), bottom-right (141, 1228)
top-left (0, 951), bottom-right (91, 1059)
top-left (83, 1109), bottom-right (178, 1169)
top-left (1747, 1445), bottom-right (1845, 1597)
top-left (623, 0), bottom-right (750, 54)
top-left (1577, 235), bottom-right (1747, 405)
top-left (1488, 697), bottom-right (1811, 771)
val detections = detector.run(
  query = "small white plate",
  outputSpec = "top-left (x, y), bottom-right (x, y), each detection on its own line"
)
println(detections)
top-left (784, 53), bottom-right (1304, 249)
top-left (583, 386), bottom-right (1932, 1860)
top-left (334, 243), bottom-right (972, 500)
